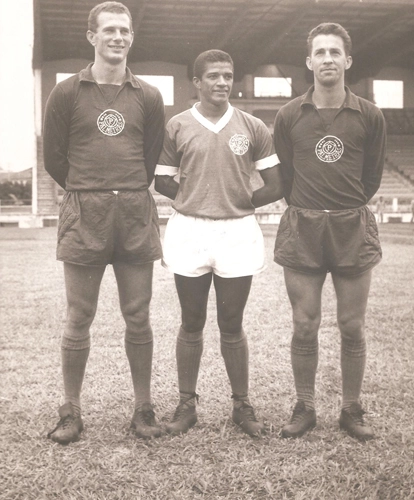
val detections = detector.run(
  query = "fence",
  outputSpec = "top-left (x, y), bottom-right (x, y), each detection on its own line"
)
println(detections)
top-left (0, 200), bottom-right (32, 214)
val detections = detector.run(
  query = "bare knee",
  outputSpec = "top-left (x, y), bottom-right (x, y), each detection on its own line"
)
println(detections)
top-left (121, 300), bottom-right (151, 335)
top-left (217, 309), bottom-right (243, 333)
top-left (66, 301), bottom-right (97, 332)
top-left (292, 314), bottom-right (320, 342)
top-left (338, 316), bottom-right (365, 342)
top-left (182, 310), bottom-right (207, 333)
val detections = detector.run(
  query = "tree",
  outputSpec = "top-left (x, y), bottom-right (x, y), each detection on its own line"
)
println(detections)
top-left (0, 181), bottom-right (32, 205)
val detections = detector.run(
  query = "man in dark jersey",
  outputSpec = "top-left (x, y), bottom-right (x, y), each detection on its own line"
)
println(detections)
top-left (273, 23), bottom-right (385, 441)
top-left (43, 2), bottom-right (165, 444)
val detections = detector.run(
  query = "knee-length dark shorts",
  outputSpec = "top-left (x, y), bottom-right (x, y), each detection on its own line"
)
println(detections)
top-left (57, 190), bottom-right (162, 266)
top-left (274, 205), bottom-right (382, 276)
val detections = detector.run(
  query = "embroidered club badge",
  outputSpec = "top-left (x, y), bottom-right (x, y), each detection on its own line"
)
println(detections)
top-left (315, 135), bottom-right (344, 163)
top-left (97, 109), bottom-right (125, 136)
top-left (229, 134), bottom-right (249, 155)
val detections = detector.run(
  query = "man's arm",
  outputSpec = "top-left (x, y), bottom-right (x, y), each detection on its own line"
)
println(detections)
top-left (154, 118), bottom-right (180, 200)
top-left (143, 88), bottom-right (165, 185)
top-left (361, 108), bottom-right (386, 202)
top-left (274, 110), bottom-right (295, 204)
top-left (43, 86), bottom-right (71, 189)
top-left (154, 173), bottom-right (179, 201)
top-left (252, 165), bottom-right (284, 208)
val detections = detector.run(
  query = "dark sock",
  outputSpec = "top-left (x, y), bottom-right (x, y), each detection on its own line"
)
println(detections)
top-left (61, 346), bottom-right (89, 417)
top-left (220, 330), bottom-right (249, 401)
top-left (176, 327), bottom-right (203, 396)
top-left (125, 332), bottom-right (154, 411)
top-left (291, 336), bottom-right (318, 411)
top-left (341, 337), bottom-right (366, 411)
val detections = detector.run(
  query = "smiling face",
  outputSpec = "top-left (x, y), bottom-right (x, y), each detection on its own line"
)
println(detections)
top-left (306, 34), bottom-right (352, 88)
top-left (193, 61), bottom-right (234, 109)
top-left (87, 11), bottom-right (133, 66)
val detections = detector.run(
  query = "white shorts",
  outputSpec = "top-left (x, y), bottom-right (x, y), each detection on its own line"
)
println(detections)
top-left (162, 211), bottom-right (266, 278)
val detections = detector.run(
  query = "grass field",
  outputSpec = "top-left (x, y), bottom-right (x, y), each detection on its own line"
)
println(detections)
top-left (1, 223), bottom-right (413, 500)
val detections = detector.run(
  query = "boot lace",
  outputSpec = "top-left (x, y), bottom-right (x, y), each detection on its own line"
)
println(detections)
top-left (141, 408), bottom-right (156, 426)
top-left (238, 403), bottom-right (258, 422)
top-left (47, 414), bottom-right (75, 437)
top-left (348, 404), bottom-right (366, 425)
top-left (290, 401), bottom-right (308, 423)
top-left (232, 395), bottom-right (258, 422)
top-left (172, 393), bottom-right (199, 422)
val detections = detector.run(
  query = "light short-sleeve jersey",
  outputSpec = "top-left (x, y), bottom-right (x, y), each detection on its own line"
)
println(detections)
top-left (156, 104), bottom-right (278, 219)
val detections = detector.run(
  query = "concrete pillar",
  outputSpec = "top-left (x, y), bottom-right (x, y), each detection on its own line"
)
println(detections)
top-left (0, 0), bottom-right (36, 174)
top-left (366, 77), bottom-right (375, 104)
top-left (392, 197), bottom-right (398, 212)
top-left (242, 74), bottom-right (254, 100)
top-left (32, 69), bottom-right (42, 215)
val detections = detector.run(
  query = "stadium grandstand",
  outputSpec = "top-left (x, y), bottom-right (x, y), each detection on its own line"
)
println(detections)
top-left (1, 0), bottom-right (414, 226)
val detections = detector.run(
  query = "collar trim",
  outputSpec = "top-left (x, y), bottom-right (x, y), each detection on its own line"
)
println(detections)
top-left (79, 63), bottom-right (140, 88)
top-left (301, 86), bottom-right (362, 112)
top-left (190, 103), bottom-right (234, 133)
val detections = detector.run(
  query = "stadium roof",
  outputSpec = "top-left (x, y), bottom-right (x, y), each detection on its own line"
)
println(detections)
top-left (35, 0), bottom-right (414, 83)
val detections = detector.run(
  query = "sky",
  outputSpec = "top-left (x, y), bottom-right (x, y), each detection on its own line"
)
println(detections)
top-left (0, 1), bottom-right (36, 173)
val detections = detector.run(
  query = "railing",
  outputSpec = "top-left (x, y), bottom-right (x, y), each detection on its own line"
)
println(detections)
top-left (0, 199), bottom-right (32, 214)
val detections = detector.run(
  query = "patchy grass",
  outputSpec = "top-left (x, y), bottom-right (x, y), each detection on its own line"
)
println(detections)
top-left (1, 224), bottom-right (413, 500)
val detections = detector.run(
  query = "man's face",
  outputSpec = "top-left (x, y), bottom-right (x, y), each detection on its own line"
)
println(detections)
top-left (87, 11), bottom-right (133, 65)
top-left (194, 61), bottom-right (234, 107)
top-left (306, 34), bottom-right (352, 87)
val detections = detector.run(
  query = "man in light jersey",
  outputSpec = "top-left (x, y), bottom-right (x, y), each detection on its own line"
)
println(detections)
top-left (155, 49), bottom-right (283, 436)
top-left (273, 23), bottom-right (385, 441)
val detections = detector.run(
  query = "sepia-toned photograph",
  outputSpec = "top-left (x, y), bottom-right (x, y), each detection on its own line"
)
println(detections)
top-left (1, 1), bottom-right (413, 498)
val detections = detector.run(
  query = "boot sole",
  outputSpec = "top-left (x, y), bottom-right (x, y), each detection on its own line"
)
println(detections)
top-left (339, 422), bottom-right (374, 441)
top-left (166, 417), bottom-right (197, 435)
top-left (281, 420), bottom-right (316, 438)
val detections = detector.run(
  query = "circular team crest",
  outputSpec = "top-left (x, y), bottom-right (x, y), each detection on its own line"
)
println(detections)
top-left (315, 135), bottom-right (344, 163)
top-left (229, 134), bottom-right (249, 155)
top-left (97, 109), bottom-right (125, 136)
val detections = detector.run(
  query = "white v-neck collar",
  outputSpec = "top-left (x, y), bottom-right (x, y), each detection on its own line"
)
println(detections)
top-left (191, 103), bottom-right (234, 133)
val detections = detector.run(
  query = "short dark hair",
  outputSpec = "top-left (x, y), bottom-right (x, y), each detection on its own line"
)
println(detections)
top-left (193, 50), bottom-right (234, 80)
top-left (88, 1), bottom-right (133, 32)
top-left (307, 23), bottom-right (352, 56)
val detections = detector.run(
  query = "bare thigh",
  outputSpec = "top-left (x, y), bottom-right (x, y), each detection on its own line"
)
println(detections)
top-left (63, 262), bottom-right (106, 337)
top-left (113, 261), bottom-right (154, 334)
top-left (283, 267), bottom-right (327, 340)
top-left (332, 270), bottom-right (372, 341)
top-left (174, 273), bottom-right (213, 332)
top-left (213, 274), bottom-right (253, 333)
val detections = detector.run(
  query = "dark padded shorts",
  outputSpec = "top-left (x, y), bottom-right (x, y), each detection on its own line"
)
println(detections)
top-left (274, 205), bottom-right (382, 276)
top-left (57, 190), bottom-right (162, 266)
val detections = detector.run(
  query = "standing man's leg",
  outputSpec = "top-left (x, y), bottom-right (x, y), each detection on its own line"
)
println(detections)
top-left (214, 274), bottom-right (263, 436)
top-left (281, 268), bottom-right (326, 438)
top-left (114, 261), bottom-right (161, 439)
top-left (332, 270), bottom-right (374, 441)
top-left (48, 263), bottom-right (105, 444)
top-left (214, 274), bottom-right (252, 399)
top-left (166, 273), bottom-right (212, 435)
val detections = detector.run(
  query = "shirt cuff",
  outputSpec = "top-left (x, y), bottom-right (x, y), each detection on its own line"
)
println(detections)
top-left (155, 164), bottom-right (179, 176)
top-left (255, 154), bottom-right (279, 170)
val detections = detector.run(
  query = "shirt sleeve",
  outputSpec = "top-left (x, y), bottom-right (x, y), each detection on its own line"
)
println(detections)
top-left (43, 85), bottom-right (71, 189)
top-left (255, 154), bottom-right (279, 171)
top-left (143, 87), bottom-right (166, 185)
top-left (274, 108), bottom-right (295, 204)
top-left (155, 118), bottom-right (182, 175)
top-left (252, 120), bottom-right (279, 170)
top-left (154, 164), bottom-right (179, 176)
top-left (361, 107), bottom-right (386, 202)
